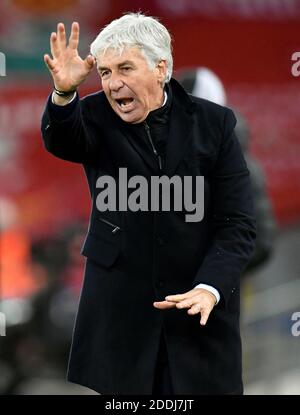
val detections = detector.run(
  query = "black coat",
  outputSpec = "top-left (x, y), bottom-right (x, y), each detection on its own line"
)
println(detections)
top-left (41, 78), bottom-right (256, 395)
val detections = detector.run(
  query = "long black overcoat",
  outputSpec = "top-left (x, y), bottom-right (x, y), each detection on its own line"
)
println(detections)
top-left (41, 78), bottom-right (256, 394)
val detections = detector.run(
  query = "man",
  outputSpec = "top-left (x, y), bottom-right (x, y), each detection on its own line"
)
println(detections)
top-left (41, 13), bottom-right (256, 395)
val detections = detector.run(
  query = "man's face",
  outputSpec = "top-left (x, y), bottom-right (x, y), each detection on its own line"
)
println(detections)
top-left (97, 47), bottom-right (166, 124)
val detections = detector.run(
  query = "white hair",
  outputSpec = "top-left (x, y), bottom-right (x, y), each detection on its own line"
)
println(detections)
top-left (90, 12), bottom-right (173, 84)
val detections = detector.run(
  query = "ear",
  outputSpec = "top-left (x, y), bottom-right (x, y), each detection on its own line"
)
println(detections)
top-left (156, 60), bottom-right (167, 83)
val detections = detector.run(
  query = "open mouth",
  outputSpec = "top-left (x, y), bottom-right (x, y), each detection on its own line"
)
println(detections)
top-left (115, 97), bottom-right (135, 111)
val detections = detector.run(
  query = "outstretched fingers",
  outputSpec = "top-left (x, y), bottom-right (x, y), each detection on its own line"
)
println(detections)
top-left (44, 54), bottom-right (55, 71)
top-left (69, 21), bottom-right (80, 50)
top-left (187, 303), bottom-right (201, 315)
top-left (57, 22), bottom-right (67, 49)
top-left (199, 308), bottom-right (210, 326)
top-left (165, 290), bottom-right (196, 303)
top-left (165, 291), bottom-right (198, 309)
top-left (153, 301), bottom-right (177, 309)
top-left (186, 303), bottom-right (210, 325)
top-left (84, 54), bottom-right (96, 71)
top-left (164, 288), bottom-right (215, 326)
top-left (50, 32), bottom-right (60, 59)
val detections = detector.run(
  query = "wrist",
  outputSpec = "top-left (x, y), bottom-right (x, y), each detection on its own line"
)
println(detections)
top-left (53, 86), bottom-right (77, 97)
top-left (52, 90), bottom-right (77, 106)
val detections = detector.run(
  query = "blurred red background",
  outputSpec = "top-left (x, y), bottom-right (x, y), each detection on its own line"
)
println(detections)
top-left (1, 0), bottom-right (300, 297)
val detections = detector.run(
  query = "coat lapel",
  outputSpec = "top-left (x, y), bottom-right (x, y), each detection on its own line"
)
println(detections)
top-left (165, 92), bottom-right (195, 176)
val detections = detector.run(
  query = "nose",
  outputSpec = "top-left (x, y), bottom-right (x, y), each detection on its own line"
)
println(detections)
top-left (109, 75), bottom-right (124, 92)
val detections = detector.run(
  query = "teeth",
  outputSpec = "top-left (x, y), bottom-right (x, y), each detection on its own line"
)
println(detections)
top-left (120, 99), bottom-right (133, 107)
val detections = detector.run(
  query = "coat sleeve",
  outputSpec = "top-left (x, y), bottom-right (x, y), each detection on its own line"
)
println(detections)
top-left (192, 108), bottom-right (256, 308)
top-left (41, 93), bottom-right (101, 163)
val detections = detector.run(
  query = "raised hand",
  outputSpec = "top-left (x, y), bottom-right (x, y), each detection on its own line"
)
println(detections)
top-left (44, 22), bottom-right (95, 92)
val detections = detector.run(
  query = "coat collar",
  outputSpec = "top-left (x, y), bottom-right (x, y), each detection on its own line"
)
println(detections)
top-left (164, 78), bottom-right (196, 176)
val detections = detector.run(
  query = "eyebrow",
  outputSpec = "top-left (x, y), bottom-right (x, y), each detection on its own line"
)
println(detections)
top-left (98, 60), bottom-right (136, 71)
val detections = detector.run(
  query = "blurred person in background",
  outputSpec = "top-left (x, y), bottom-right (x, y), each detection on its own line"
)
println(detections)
top-left (41, 13), bottom-right (256, 394)
top-left (0, 231), bottom-right (79, 394)
top-left (27, 222), bottom-right (87, 380)
top-left (59, 221), bottom-right (87, 296)
top-left (233, 113), bottom-right (277, 272)
top-left (0, 197), bottom-right (38, 300)
top-left (178, 68), bottom-right (277, 272)
top-left (176, 67), bottom-right (227, 107)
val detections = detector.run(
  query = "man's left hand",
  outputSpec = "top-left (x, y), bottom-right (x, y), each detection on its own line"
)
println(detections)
top-left (153, 288), bottom-right (216, 326)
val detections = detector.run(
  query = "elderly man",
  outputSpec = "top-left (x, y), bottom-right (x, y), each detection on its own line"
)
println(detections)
top-left (41, 13), bottom-right (256, 395)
